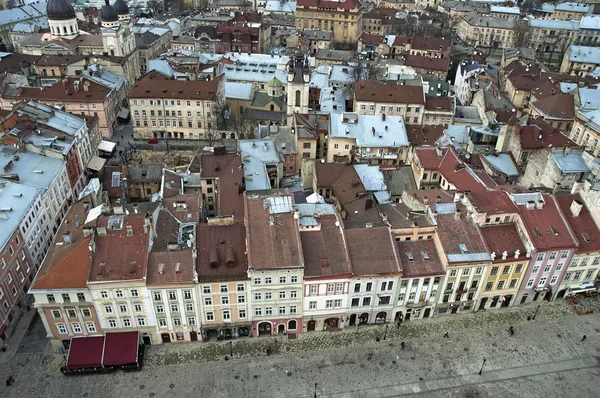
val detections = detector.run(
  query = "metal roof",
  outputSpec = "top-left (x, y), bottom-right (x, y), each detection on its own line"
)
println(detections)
top-left (353, 164), bottom-right (387, 192)
top-left (569, 45), bottom-right (600, 64)
top-left (225, 82), bottom-right (253, 100)
top-left (0, 146), bottom-right (65, 189)
top-left (0, 180), bottom-right (38, 252)
top-left (482, 153), bottom-right (520, 176)
top-left (435, 202), bottom-right (457, 214)
top-left (330, 113), bottom-right (409, 148)
top-left (511, 192), bottom-right (543, 205)
top-left (551, 150), bottom-right (591, 173)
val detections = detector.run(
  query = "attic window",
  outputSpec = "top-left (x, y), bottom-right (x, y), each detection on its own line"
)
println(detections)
top-left (582, 232), bottom-right (591, 242)
top-left (405, 252), bottom-right (414, 261)
top-left (533, 228), bottom-right (542, 238)
top-left (320, 258), bottom-right (329, 267)
top-left (282, 239), bottom-right (288, 245)
top-left (421, 251), bottom-right (430, 260)
top-left (550, 226), bottom-right (559, 236)
top-left (126, 225), bottom-right (133, 236)
top-left (459, 244), bottom-right (468, 254)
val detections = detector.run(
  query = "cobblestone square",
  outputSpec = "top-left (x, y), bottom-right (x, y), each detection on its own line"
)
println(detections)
top-left (1, 300), bottom-right (599, 397)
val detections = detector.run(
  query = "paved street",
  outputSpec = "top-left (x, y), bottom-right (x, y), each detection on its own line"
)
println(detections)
top-left (0, 300), bottom-right (599, 397)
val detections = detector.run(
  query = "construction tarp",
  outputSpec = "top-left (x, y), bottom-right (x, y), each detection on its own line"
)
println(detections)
top-left (87, 155), bottom-right (106, 171)
top-left (102, 331), bottom-right (139, 366)
top-left (97, 140), bottom-right (116, 153)
top-left (66, 336), bottom-right (105, 369)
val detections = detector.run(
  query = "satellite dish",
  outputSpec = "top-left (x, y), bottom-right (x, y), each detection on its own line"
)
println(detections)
top-left (187, 240), bottom-right (192, 248)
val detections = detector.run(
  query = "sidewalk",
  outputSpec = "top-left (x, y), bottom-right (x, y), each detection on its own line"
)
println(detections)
top-left (143, 299), bottom-right (576, 368)
top-left (0, 305), bottom-right (37, 365)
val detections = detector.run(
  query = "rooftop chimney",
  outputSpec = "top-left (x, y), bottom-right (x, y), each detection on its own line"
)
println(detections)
top-left (536, 200), bottom-right (544, 210)
top-left (552, 182), bottom-right (561, 196)
top-left (570, 199), bottom-right (583, 217)
top-left (63, 231), bottom-right (73, 245)
top-left (454, 209), bottom-right (461, 220)
top-left (372, 127), bottom-right (376, 136)
top-left (526, 201), bottom-right (535, 210)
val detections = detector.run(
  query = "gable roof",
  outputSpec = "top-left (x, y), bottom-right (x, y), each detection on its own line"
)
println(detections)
top-left (530, 94), bottom-right (575, 120)
top-left (354, 79), bottom-right (424, 105)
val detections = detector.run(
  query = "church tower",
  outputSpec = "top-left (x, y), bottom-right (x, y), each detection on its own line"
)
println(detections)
top-left (287, 48), bottom-right (310, 116)
top-left (47, 0), bottom-right (78, 40)
top-left (101, 0), bottom-right (136, 57)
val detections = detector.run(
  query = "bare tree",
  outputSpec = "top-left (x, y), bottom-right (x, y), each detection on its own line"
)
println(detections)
top-left (513, 20), bottom-right (532, 49)
top-left (147, 0), bottom-right (164, 15)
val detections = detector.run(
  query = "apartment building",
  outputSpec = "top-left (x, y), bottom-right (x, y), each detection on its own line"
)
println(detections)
top-left (553, 2), bottom-right (590, 21)
top-left (245, 193), bottom-right (304, 336)
top-left (354, 79), bottom-right (425, 125)
top-left (0, 181), bottom-right (38, 341)
top-left (0, 146), bottom-right (72, 267)
top-left (457, 12), bottom-right (516, 49)
top-left (128, 71), bottom-right (225, 140)
top-left (197, 220), bottom-right (251, 340)
top-left (555, 194), bottom-right (600, 298)
top-left (478, 224), bottom-right (529, 310)
top-left (146, 201), bottom-right (199, 344)
top-left (528, 19), bottom-right (579, 53)
top-left (300, 204), bottom-right (352, 332)
top-left (136, 29), bottom-right (173, 74)
top-left (576, 15), bottom-right (600, 45)
top-left (86, 205), bottom-right (159, 342)
top-left (198, 151), bottom-right (245, 219)
top-left (327, 112), bottom-right (409, 167)
top-left (435, 203), bottom-right (491, 315)
top-left (511, 193), bottom-right (578, 304)
top-left (0, 77), bottom-right (117, 138)
top-left (29, 200), bottom-right (102, 351)
top-left (345, 226), bottom-right (402, 326)
top-left (570, 108), bottom-right (600, 157)
top-left (560, 45), bottom-right (600, 77)
top-left (295, 0), bottom-right (363, 43)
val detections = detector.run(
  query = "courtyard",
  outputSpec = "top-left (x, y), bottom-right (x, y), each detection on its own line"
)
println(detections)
top-left (0, 299), bottom-right (599, 397)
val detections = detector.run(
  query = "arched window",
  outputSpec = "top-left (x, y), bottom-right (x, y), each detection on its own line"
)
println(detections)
top-left (295, 90), bottom-right (301, 107)
top-left (239, 133), bottom-right (244, 139)
top-left (270, 104), bottom-right (274, 111)
top-left (110, 50), bottom-right (115, 56)
top-left (63, 26), bottom-right (67, 35)
top-left (288, 320), bottom-right (297, 330)
top-left (221, 133), bottom-right (227, 139)
top-left (230, 133), bottom-right (235, 139)
top-left (240, 106), bottom-right (243, 114)
top-left (70, 25), bottom-right (73, 34)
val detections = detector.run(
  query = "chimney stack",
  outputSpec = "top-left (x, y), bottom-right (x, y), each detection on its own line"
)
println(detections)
top-left (552, 183), bottom-right (561, 195)
top-left (454, 209), bottom-right (461, 220)
top-left (570, 199), bottom-right (583, 217)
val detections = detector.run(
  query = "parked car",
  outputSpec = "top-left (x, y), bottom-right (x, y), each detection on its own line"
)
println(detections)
top-left (147, 138), bottom-right (158, 144)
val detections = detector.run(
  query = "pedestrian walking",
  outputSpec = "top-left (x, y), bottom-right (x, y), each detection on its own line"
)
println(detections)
top-left (274, 338), bottom-right (278, 344)
top-left (8, 375), bottom-right (14, 383)
top-left (444, 331), bottom-right (449, 338)
top-left (6, 379), bottom-right (10, 387)
top-left (266, 347), bottom-right (272, 356)
top-left (121, 134), bottom-right (124, 140)
top-left (582, 335), bottom-right (587, 341)
top-left (400, 342), bottom-right (406, 350)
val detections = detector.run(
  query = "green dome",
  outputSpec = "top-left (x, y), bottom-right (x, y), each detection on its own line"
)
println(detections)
top-left (268, 77), bottom-right (283, 88)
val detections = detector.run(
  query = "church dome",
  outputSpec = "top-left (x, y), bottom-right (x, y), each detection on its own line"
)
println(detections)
top-left (101, 0), bottom-right (118, 22)
top-left (113, 0), bottom-right (129, 16)
top-left (47, 0), bottom-right (75, 21)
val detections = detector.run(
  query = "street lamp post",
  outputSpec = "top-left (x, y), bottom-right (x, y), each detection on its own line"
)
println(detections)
top-left (383, 325), bottom-right (388, 341)
top-left (314, 382), bottom-right (318, 398)
top-left (230, 341), bottom-right (233, 357)
top-left (478, 358), bottom-right (487, 375)
top-left (532, 304), bottom-right (541, 320)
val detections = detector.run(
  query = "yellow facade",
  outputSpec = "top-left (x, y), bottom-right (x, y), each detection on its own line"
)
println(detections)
top-left (478, 260), bottom-right (527, 309)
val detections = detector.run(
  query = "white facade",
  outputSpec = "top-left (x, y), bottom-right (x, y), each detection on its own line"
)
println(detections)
top-left (48, 17), bottom-right (79, 39)
top-left (396, 275), bottom-right (442, 320)
top-left (88, 285), bottom-right (156, 332)
top-left (148, 286), bottom-right (200, 343)
top-left (347, 276), bottom-right (400, 325)
top-left (302, 277), bottom-right (351, 331)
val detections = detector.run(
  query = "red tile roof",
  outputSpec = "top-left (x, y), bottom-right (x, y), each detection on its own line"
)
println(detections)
top-left (354, 79), bottom-right (424, 105)
top-left (411, 36), bottom-right (451, 52)
top-left (405, 54), bottom-right (449, 72)
top-left (215, 154), bottom-right (245, 220)
top-left (128, 70), bottom-right (222, 100)
top-left (297, 0), bottom-right (360, 10)
top-left (89, 216), bottom-right (150, 282)
top-left (425, 97), bottom-right (452, 111)
top-left (467, 190), bottom-right (518, 215)
top-left (518, 119), bottom-right (575, 149)
top-left (301, 214), bottom-right (352, 278)
top-left (345, 226), bottom-right (401, 275)
top-left (196, 222), bottom-right (248, 282)
top-left (315, 162), bottom-right (350, 187)
top-left (436, 204), bottom-right (489, 259)
top-left (393, 35), bottom-right (411, 46)
top-left (406, 125), bottom-right (444, 146)
top-left (147, 250), bottom-right (195, 285)
top-left (31, 200), bottom-right (93, 290)
top-left (245, 193), bottom-right (303, 270)
top-left (404, 189), bottom-right (454, 205)
top-left (555, 194), bottom-right (600, 253)
top-left (360, 33), bottom-right (385, 44)
top-left (396, 239), bottom-right (445, 277)
top-left (517, 194), bottom-right (577, 251)
top-left (7, 77), bottom-right (111, 102)
top-left (480, 224), bottom-right (527, 262)
top-left (530, 94), bottom-right (575, 120)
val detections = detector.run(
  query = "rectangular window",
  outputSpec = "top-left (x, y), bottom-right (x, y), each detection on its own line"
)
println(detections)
top-left (290, 291), bottom-right (297, 299)
top-left (134, 303), bottom-right (142, 312)
top-left (366, 282), bottom-right (372, 292)
top-left (86, 323), bottom-right (96, 333)
top-left (309, 301), bottom-right (317, 310)
top-left (279, 291), bottom-right (286, 299)
top-left (291, 276), bottom-right (298, 283)
top-left (130, 290), bottom-right (139, 298)
top-left (502, 266), bottom-right (511, 275)
top-left (104, 305), bottom-right (113, 314)
top-left (354, 283), bottom-right (360, 293)
top-left (351, 298), bottom-right (359, 307)
top-left (100, 291), bottom-right (108, 299)
top-left (326, 300), bottom-right (333, 308)
top-left (532, 265), bottom-right (539, 274)
top-left (537, 253), bottom-right (544, 261)
top-left (334, 299), bottom-right (342, 308)
top-left (497, 280), bottom-right (505, 290)
top-left (238, 309), bottom-right (246, 319)
top-left (108, 319), bottom-right (117, 328)
top-left (544, 265), bottom-right (551, 273)
top-left (156, 304), bottom-right (164, 313)
top-left (362, 297), bottom-right (371, 306)
top-left (237, 284), bottom-right (245, 292)
top-left (206, 312), bottom-right (214, 321)
top-left (153, 292), bottom-right (162, 301)
top-left (463, 268), bottom-right (470, 276)
top-left (115, 290), bottom-right (123, 298)
top-left (119, 303), bottom-right (127, 313)
top-left (221, 296), bottom-right (229, 305)
top-left (52, 310), bottom-right (61, 319)
top-left (538, 277), bottom-right (547, 286)
top-left (265, 292), bottom-right (272, 300)
top-left (490, 267), bottom-right (499, 276)
top-left (328, 284), bottom-right (335, 293)
top-left (290, 306), bottom-right (297, 314)
top-left (220, 285), bottom-right (228, 293)
top-left (509, 279), bottom-right (518, 288)
top-left (237, 295), bottom-right (245, 304)
top-left (184, 290), bottom-right (192, 300)
top-left (123, 318), bottom-right (131, 327)
top-left (170, 304), bottom-right (179, 313)
top-left (57, 324), bottom-right (68, 334)
top-left (265, 308), bottom-right (273, 315)
top-left (515, 264), bottom-right (523, 273)
top-left (279, 307), bottom-right (286, 315)
top-left (265, 277), bottom-right (272, 284)
top-left (137, 317), bottom-right (146, 327)
top-left (526, 278), bottom-right (534, 287)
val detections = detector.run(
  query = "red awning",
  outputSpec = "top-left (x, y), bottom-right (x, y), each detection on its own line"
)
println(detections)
top-left (66, 336), bottom-right (105, 369)
top-left (102, 331), bottom-right (139, 366)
